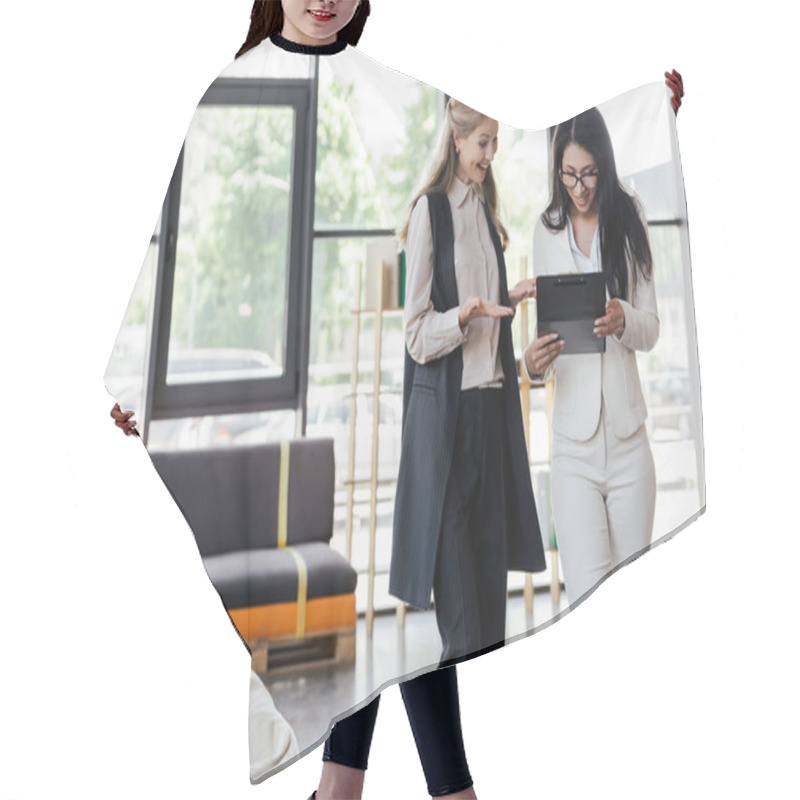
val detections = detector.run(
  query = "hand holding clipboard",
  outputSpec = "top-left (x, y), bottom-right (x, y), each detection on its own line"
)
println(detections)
top-left (593, 297), bottom-right (626, 338)
top-left (535, 272), bottom-right (608, 355)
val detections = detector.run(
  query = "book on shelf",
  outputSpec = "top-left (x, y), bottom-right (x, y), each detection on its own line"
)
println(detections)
top-left (399, 250), bottom-right (406, 308)
top-left (364, 238), bottom-right (401, 310)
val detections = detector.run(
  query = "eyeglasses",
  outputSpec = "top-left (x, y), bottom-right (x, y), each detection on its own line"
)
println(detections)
top-left (560, 170), bottom-right (599, 190)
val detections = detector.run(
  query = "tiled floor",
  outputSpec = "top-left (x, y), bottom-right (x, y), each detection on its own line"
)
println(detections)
top-left (265, 589), bottom-right (570, 753)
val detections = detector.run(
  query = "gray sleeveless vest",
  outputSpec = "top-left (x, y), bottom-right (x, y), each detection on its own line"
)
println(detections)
top-left (390, 192), bottom-right (546, 610)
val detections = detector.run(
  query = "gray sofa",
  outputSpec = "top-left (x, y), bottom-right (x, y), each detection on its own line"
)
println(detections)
top-left (150, 438), bottom-right (357, 672)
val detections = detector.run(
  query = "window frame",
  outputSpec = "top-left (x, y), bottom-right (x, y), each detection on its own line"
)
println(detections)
top-left (145, 78), bottom-right (315, 426)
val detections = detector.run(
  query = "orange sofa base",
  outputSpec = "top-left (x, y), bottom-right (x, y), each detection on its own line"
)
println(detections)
top-left (229, 593), bottom-right (356, 643)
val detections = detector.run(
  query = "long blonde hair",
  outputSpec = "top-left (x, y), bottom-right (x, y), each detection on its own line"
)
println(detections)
top-left (398, 98), bottom-right (509, 250)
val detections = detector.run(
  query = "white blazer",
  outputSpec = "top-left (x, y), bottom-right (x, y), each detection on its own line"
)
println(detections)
top-left (529, 201), bottom-right (659, 442)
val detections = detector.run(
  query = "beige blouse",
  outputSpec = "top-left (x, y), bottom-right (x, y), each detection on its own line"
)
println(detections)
top-left (404, 176), bottom-right (504, 390)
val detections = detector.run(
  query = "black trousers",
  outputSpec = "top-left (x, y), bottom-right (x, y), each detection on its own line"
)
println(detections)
top-left (322, 666), bottom-right (473, 797)
top-left (323, 388), bottom-right (511, 794)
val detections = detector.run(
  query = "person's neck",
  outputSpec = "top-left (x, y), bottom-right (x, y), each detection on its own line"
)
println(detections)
top-left (270, 27), bottom-right (348, 56)
top-left (281, 22), bottom-right (337, 48)
top-left (455, 169), bottom-right (473, 187)
top-left (569, 205), bottom-right (599, 226)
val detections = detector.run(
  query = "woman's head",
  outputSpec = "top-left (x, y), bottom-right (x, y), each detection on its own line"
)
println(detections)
top-left (559, 143), bottom-right (599, 216)
top-left (549, 108), bottom-right (617, 220)
top-left (453, 113), bottom-right (499, 187)
top-left (543, 107), bottom-right (652, 299)
top-left (436, 100), bottom-right (499, 192)
top-left (400, 100), bottom-right (508, 249)
top-left (237, 0), bottom-right (371, 58)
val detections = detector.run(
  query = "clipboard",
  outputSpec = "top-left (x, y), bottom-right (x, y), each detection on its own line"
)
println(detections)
top-left (536, 272), bottom-right (607, 354)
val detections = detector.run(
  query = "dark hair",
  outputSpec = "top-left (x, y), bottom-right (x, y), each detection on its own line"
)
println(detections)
top-left (542, 107), bottom-right (652, 301)
top-left (236, 0), bottom-right (371, 59)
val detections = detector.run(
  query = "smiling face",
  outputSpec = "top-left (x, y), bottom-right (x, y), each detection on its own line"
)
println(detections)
top-left (453, 117), bottom-right (499, 185)
top-left (561, 142), bottom-right (599, 217)
top-left (281, 0), bottom-right (361, 46)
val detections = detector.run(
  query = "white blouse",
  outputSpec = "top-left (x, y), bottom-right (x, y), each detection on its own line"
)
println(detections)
top-left (566, 216), bottom-right (601, 273)
top-left (404, 176), bottom-right (505, 390)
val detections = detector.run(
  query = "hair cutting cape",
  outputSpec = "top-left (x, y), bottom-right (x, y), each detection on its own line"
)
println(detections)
top-left (105, 35), bottom-right (703, 784)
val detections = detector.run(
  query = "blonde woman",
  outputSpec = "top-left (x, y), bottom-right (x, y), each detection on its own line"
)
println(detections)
top-left (313, 98), bottom-right (545, 800)
top-left (390, 99), bottom-right (546, 664)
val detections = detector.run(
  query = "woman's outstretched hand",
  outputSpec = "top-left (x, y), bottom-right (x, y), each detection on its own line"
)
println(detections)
top-left (665, 69), bottom-right (684, 115)
top-left (458, 296), bottom-right (513, 330)
top-left (509, 277), bottom-right (537, 310)
top-left (111, 403), bottom-right (139, 437)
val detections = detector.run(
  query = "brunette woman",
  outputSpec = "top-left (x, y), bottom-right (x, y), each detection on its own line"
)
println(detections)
top-left (524, 104), bottom-right (664, 604)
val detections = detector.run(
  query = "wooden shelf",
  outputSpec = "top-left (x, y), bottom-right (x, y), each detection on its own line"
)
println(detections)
top-left (344, 257), bottom-right (404, 638)
top-left (342, 477), bottom-right (397, 488)
top-left (345, 387), bottom-right (403, 398)
top-left (343, 253), bottom-right (561, 633)
top-left (515, 254), bottom-right (560, 613)
top-left (350, 307), bottom-right (405, 317)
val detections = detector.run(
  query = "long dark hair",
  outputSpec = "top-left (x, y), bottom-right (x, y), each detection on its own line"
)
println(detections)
top-left (236, 1), bottom-right (371, 59)
top-left (542, 107), bottom-right (652, 301)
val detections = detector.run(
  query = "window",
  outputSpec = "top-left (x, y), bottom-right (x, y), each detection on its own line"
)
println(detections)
top-left (607, 87), bottom-right (704, 536)
top-left (308, 59), bottom-right (441, 611)
top-left (149, 80), bottom-right (313, 421)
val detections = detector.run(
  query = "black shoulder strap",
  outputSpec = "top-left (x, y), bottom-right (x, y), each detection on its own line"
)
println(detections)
top-left (426, 193), bottom-right (459, 311)
top-left (402, 193), bottom-right (459, 428)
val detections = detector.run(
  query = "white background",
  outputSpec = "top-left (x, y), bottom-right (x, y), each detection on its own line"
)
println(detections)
top-left (1, 1), bottom-right (797, 798)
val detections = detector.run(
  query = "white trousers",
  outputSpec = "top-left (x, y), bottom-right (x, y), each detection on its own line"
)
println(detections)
top-left (551, 407), bottom-right (656, 605)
